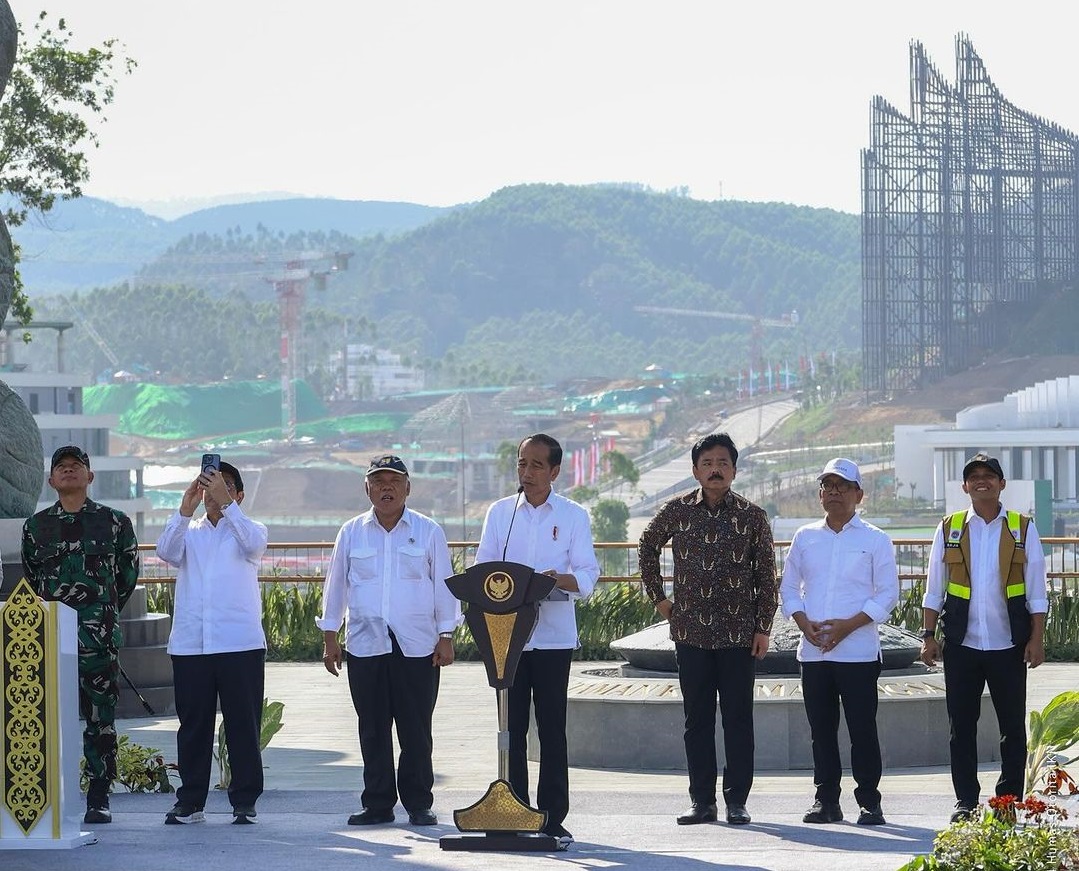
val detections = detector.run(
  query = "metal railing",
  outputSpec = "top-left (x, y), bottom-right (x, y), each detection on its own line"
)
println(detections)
top-left (134, 538), bottom-right (1079, 589)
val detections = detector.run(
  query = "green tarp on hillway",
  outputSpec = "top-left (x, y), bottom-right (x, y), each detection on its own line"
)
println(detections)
top-left (83, 380), bottom-right (406, 442)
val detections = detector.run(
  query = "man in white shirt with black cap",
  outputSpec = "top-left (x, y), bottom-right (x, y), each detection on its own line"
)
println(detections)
top-left (318, 455), bottom-right (461, 828)
top-left (780, 458), bottom-right (899, 827)
top-left (921, 452), bottom-right (1047, 823)
top-left (156, 460), bottom-right (269, 825)
top-left (475, 433), bottom-right (600, 845)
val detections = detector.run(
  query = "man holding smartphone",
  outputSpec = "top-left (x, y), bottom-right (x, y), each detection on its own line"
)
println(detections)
top-left (156, 457), bottom-right (269, 825)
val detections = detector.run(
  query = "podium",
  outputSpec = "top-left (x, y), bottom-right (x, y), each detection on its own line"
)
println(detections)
top-left (439, 561), bottom-right (562, 852)
top-left (0, 579), bottom-right (95, 849)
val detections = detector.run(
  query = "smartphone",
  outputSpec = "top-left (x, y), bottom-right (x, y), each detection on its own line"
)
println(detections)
top-left (201, 453), bottom-right (221, 476)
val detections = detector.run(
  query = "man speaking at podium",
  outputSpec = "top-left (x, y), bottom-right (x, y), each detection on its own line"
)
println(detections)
top-left (475, 433), bottom-right (600, 845)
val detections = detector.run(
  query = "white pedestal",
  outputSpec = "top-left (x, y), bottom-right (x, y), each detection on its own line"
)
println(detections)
top-left (0, 583), bottom-right (95, 849)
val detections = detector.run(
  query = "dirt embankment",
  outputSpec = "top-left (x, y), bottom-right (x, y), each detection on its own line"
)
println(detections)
top-left (811, 355), bottom-right (1079, 442)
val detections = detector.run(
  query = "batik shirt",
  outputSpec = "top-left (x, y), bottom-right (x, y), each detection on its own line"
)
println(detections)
top-left (639, 488), bottom-right (778, 649)
top-left (22, 498), bottom-right (140, 651)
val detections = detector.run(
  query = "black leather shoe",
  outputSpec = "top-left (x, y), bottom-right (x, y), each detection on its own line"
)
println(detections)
top-left (232, 804), bottom-right (258, 825)
top-left (408, 809), bottom-right (438, 826)
top-left (543, 823), bottom-right (574, 844)
top-left (803, 800), bottom-right (843, 824)
top-left (857, 804), bottom-right (886, 825)
top-left (347, 808), bottom-right (395, 826)
top-left (676, 803), bottom-right (718, 825)
top-left (725, 805), bottom-right (751, 825)
top-left (83, 806), bottom-right (112, 825)
top-left (950, 802), bottom-right (976, 824)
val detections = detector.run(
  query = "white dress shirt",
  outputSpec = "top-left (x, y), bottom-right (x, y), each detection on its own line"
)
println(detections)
top-left (924, 506), bottom-right (1048, 650)
top-left (157, 502), bottom-right (269, 655)
top-left (780, 513), bottom-right (900, 662)
top-left (316, 507), bottom-right (461, 658)
top-left (475, 488), bottom-right (599, 650)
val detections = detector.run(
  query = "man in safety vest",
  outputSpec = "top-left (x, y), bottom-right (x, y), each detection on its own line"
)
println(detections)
top-left (920, 453), bottom-right (1048, 823)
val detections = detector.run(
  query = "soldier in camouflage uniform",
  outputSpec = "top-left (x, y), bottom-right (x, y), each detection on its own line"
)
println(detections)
top-left (21, 445), bottom-right (139, 825)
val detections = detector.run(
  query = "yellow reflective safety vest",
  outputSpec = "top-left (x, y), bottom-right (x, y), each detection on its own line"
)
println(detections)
top-left (938, 509), bottom-right (1032, 647)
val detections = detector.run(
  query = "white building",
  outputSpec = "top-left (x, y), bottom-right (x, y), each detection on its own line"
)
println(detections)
top-left (339, 344), bottom-right (424, 400)
top-left (896, 375), bottom-right (1079, 513)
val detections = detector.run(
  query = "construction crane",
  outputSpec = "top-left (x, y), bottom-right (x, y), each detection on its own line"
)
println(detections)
top-left (66, 298), bottom-right (121, 377)
top-left (634, 305), bottom-right (799, 372)
top-left (265, 251), bottom-right (351, 444)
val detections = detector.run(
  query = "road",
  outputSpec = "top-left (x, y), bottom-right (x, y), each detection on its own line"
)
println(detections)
top-left (628, 398), bottom-right (801, 521)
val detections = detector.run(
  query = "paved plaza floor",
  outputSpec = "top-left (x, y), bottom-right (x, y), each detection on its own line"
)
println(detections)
top-left (7, 660), bottom-right (1078, 871)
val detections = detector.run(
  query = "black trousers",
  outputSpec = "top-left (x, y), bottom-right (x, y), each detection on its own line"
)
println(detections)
top-left (172, 649), bottom-right (266, 809)
top-left (346, 636), bottom-right (440, 814)
top-left (507, 647), bottom-right (573, 827)
top-left (800, 660), bottom-right (883, 808)
top-left (675, 643), bottom-right (755, 807)
top-left (942, 641), bottom-right (1027, 804)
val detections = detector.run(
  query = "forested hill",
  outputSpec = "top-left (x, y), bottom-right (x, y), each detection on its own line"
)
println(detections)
top-left (328, 185), bottom-right (861, 379)
top-left (25, 185), bottom-right (860, 384)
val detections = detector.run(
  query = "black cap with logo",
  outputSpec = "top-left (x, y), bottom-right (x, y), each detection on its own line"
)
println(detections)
top-left (962, 452), bottom-right (1005, 481)
top-left (51, 445), bottom-right (91, 470)
top-left (366, 455), bottom-right (408, 477)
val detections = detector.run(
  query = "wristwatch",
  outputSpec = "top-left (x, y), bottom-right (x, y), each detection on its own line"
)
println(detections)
top-left (920, 628), bottom-right (935, 639)
top-left (439, 632), bottom-right (453, 640)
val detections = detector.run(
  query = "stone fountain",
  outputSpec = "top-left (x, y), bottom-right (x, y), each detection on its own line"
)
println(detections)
top-left (548, 612), bottom-right (1005, 771)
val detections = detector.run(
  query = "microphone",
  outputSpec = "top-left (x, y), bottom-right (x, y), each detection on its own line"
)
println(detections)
top-left (502, 485), bottom-right (525, 561)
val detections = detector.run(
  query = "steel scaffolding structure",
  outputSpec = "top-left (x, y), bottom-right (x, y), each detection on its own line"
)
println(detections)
top-left (862, 36), bottom-right (1079, 395)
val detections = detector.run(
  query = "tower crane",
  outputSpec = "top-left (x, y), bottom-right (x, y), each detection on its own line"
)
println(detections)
top-left (634, 305), bottom-right (799, 372)
top-left (265, 251), bottom-right (352, 444)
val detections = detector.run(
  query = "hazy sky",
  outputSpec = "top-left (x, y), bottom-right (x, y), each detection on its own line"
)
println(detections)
top-left (11, 1), bottom-right (1079, 215)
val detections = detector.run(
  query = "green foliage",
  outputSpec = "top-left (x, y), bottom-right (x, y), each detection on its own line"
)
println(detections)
top-left (0, 11), bottom-right (135, 323)
top-left (215, 699), bottom-right (285, 790)
top-left (145, 581), bottom-right (174, 616)
top-left (261, 583), bottom-right (324, 661)
top-left (898, 799), bottom-right (1079, 871)
top-left (30, 282), bottom-right (342, 385)
top-left (603, 450), bottom-right (640, 498)
top-left (1025, 691), bottom-right (1079, 794)
top-left (892, 581), bottom-right (926, 633)
top-left (591, 500), bottom-right (631, 576)
top-left (567, 485), bottom-right (599, 503)
top-left (1045, 580), bottom-right (1079, 661)
top-left (80, 735), bottom-right (175, 794)
top-left (574, 581), bottom-right (657, 658)
top-left (591, 500), bottom-right (630, 542)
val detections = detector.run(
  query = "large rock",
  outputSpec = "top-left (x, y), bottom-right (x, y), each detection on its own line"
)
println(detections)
top-left (0, 381), bottom-right (43, 517)
top-left (0, 0), bottom-right (14, 322)
top-left (0, 2), bottom-right (41, 520)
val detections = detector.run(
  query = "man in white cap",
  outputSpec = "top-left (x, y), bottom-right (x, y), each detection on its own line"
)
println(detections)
top-left (779, 458), bottom-right (899, 826)
top-left (920, 452), bottom-right (1047, 823)
top-left (317, 455), bottom-right (461, 828)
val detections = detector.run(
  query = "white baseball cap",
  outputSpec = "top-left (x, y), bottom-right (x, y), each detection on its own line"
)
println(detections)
top-left (817, 458), bottom-right (862, 488)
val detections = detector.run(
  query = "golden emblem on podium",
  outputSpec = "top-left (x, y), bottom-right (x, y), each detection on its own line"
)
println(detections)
top-left (483, 571), bottom-right (513, 603)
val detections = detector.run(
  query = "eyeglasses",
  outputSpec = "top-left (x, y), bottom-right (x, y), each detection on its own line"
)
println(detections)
top-left (819, 480), bottom-right (857, 494)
